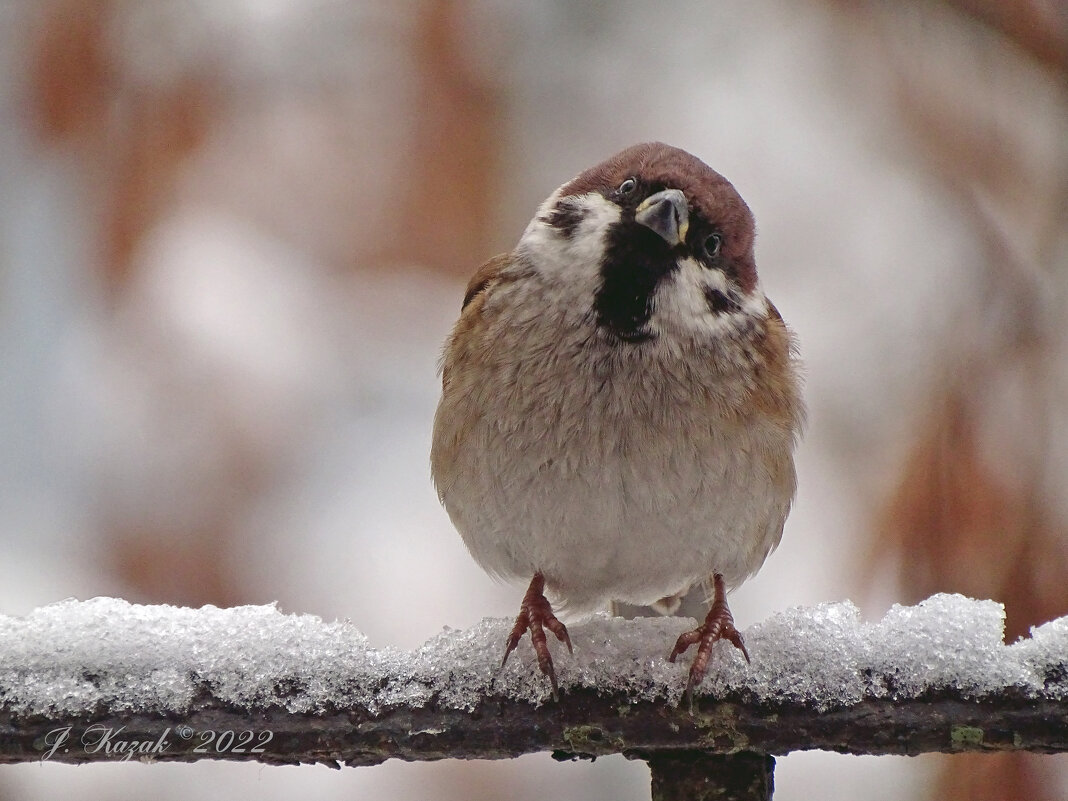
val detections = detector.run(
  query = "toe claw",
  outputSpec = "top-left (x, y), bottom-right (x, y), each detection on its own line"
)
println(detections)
top-left (668, 629), bottom-right (700, 663)
top-left (501, 616), bottom-right (527, 668)
top-left (668, 574), bottom-right (748, 699)
top-left (546, 618), bottom-right (572, 653)
top-left (727, 629), bottom-right (751, 663)
top-left (501, 572), bottom-right (570, 697)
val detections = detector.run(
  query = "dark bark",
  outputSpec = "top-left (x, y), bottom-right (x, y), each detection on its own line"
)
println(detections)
top-left (646, 752), bottom-right (774, 801)
top-left (1, 687), bottom-right (1064, 767)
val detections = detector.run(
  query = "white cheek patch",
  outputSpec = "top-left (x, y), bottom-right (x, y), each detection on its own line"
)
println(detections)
top-left (652, 258), bottom-right (767, 337)
top-left (516, 190), bottom-right (621, 289)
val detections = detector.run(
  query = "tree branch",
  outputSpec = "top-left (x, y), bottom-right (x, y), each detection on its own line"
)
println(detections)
top-left (0, 595), bottom-right (1064, 772)
top-left (1, 686), bottom-right (1065, 766)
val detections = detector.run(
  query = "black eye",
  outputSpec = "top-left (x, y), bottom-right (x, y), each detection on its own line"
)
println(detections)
top-left (617, 178), bottom-right (637, 195)
top-left (703, 233), bottom-right (722, 259)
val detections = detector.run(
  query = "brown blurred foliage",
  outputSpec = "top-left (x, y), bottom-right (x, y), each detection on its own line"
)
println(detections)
top-left (936, 751), bottom-right (1064, 801)
top-left (25, 0), bottom-right (503, 607)
top-left (30, 0), bottom-right (222, 291)
top-left (947, 0), bottom-right (1068, 73)
top-left (388, 0), bottom-right (504, 275)
top-left (838, 2), bottom-right (1068, 800)
top-left (878, 386), bottom-right (1066, 640)
top-left (31, 0), bottom-right (110, 141)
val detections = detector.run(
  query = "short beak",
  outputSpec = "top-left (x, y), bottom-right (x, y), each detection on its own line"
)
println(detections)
top-left (634, 188), bottom-right (689, 246)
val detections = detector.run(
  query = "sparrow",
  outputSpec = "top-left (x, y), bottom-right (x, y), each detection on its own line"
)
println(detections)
top-left (430, 142), bottom-right (803, 699)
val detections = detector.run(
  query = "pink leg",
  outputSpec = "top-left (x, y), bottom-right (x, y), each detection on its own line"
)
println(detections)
top-left (668, 574), bottom-right (750, 700)
top-left (502, 572), bottom-right (573, 698)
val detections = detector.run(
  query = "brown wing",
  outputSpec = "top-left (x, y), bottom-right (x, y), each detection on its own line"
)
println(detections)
top-left (462, 253), bottom-right (513, 311)
top-left (442, 253), bottom-right (515, 391)
top-left (753, 299), bottom-right (806, 432)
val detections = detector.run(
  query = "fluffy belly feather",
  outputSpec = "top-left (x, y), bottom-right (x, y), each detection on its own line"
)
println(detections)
top-left (432, 359), bottom-right (795, 611)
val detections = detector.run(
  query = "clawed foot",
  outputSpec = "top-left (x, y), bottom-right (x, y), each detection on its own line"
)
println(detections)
top-left (668, 573), bottom-right (749, 703)
top-left (502, 572), bottom-right (572, 698)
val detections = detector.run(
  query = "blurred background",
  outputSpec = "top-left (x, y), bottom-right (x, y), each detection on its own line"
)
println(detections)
top-left (1, 0), bottom-right (1066, 799)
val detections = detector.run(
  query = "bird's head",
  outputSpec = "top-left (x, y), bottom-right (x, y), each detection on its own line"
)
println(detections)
top-left (517, 142), bottom-right (767, 344)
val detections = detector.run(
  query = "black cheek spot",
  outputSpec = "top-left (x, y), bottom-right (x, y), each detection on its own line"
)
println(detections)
top-left (542, 199), bottom-right (586, 239)
top-left (704, 287), bottom-right (742, 315)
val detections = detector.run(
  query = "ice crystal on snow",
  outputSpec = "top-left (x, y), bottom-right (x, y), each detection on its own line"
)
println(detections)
top-left (0, 594), bottom-right (1063, 716)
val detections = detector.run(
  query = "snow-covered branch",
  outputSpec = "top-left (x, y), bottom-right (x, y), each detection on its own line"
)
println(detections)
top-left (0, 595), bottom-right (1064, 774)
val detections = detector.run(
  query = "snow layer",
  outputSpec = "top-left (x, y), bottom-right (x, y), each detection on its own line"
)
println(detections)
top-left (0, 594), bottom-right (1063, 716)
